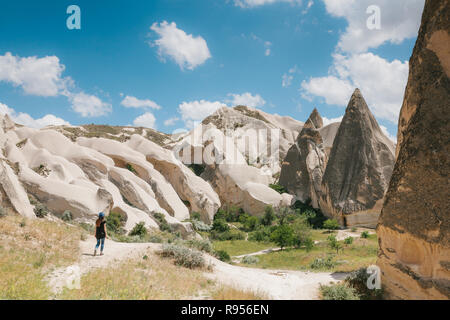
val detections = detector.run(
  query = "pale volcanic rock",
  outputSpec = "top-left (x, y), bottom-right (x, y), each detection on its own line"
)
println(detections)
top-left (377, 0), bottom-right (450, 300)
top-left (319, 89), bottom-right (395, 228)
top-left (126, 135), bottom-right (221, 224)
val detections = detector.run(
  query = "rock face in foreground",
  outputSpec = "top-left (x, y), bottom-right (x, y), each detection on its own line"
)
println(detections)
top-left (279, 109), bottom-right (328, 208)
top-left (319, 89), bottom-right (395, 228)
top-left (377, 0), bottom-right (450, 300)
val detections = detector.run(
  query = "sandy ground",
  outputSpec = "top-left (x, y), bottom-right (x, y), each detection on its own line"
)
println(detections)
top-left (47, 236), bottom-right (349, 300)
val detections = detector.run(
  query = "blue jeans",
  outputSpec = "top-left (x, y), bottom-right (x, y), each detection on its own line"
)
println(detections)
top-left (95, 238), bottom-right (105, 251)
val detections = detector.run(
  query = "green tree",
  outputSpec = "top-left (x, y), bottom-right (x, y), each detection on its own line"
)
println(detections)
top-left (323, 219), bottom-right (340, 230)
top-left (270, 225), bottom-right (294, 250)
top-left (275, 207), bottom-right (296, 225)
top-left (212, 219), bottom-right (229, 232)
top-left (327, 235), bottom-right (343, 254)
top-left (260, 205), bottom-right (276, 226)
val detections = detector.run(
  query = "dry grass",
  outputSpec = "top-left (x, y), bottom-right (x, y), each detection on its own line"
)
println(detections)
top-left (59, 252), bottom-right (214, 300)
top-left (211, 286), bottom-right (268, 300)
top-left (0, 215), bottom-right (83, 299)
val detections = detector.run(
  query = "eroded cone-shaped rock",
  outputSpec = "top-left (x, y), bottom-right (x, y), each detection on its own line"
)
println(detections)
top-left (320, 89), bottom-right (395, 227)
top-left (279, 109), bottom-right (328, 208)
top-left (377, 0), bottom-right (450, 300)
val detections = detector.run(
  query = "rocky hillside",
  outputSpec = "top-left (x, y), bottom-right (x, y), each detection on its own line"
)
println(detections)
top-left (280, 90), bottom-right (395, 228)
top-left (377, 0), bottom-right (450, 300)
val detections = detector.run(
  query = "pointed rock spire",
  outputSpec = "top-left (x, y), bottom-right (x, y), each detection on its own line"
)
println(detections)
top-left (319, 88), bottom-right (395, 227)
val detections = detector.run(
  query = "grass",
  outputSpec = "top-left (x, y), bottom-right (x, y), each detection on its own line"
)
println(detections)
top-left (211, 286), bottom-right (268, 300)
top-left (0, 215), bottom-right (84, 299)
top-left (237, 235), bottom-right (378, 272)
top-left (212, 240), bottom-right (276, 257)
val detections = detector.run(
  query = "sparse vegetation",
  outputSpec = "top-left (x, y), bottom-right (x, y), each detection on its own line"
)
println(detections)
top-left (323, 219), bottom-right (340, 230)
top-left (153, 212), bottom-right (171, 232)
top-left (361, 231), bottom-right (370, 239)
top-left (319, 283), bottom-right (360, 300)
top-left (269, 183), bottom-right (287, 194)
top-left (241, 255), bottom-right (259, 265)
top-left (159, 243), bottom-right (205, 269)
top-left (129, 222), bottom-right (148, 238)
top-left (33, 203), bottom-right (49, 218)
top-left (214, 250), bottom-right (231, 262)
top-left (61, 210), bottom-right (73, 222)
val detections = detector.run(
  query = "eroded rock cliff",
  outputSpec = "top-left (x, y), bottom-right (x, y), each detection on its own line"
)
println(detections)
top-left (377, 0), bottom-right (450, 300)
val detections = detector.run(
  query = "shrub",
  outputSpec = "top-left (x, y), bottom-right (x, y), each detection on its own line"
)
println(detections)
top-left (210, 229), bottom-right (245, 241)
top-left (215, 250), bottom-right (231, 262)
top-left (106, 211), bottom-right (126, 234)
top-left (126, 163), bottom-right (136, 174)
top-left (215, 206), bottom-right (243, 223)
top-left (361, 231), bottom-right (370, 239)
top-left (185, 239), bottom-right (213, 254)
top-left (191, 219), bottom-right (212, 232)
top-left (351, 227), bottom-right (357, 232)
top-left (309, 256), bottom-right (336, 270)
top-left (320, 283), bottom-right (360, 300)
top-left (0, 206), bottom-right (6, 218)
top-left (323, 219), bottom-right (340, 230)
top-left (270, 225), bottom-right (294, 250)
top-left (212, 219), bottom-right (229, 233)
top-left (153, 212), bottom-right (171, 232)
top-left (248, 225), bottom-right (274, 242)
top-left (345, 268), bottom-right (383, 300)
top-left (188, 164), bottom-right (206, 177)
top-left (292, 200), bottom-right (327, 229)
top-left (129, 222), bottom-right (148, 238)
top-left (242, 215), bottom-right (259, 232)
top-left (34, 203), bottom-right (49, 218)
top-left (160, 243), bottom-right (205, 269)
top-left (269, 183), bottom-right (287, 194)
top-left (61, 210), bottom-right (73, 222)
top-left (190, 212), bottom-right (202, 221)
top-left (260, 206), bottom-right (276, 226)
top-left (275, 207), bottom-right (296, 225)
top-left (242, 255), bottom-right (259, 265)
top-left (303, 238), bottom-right (314, 252)
top-left (344, 237), bottom-right (354, 245)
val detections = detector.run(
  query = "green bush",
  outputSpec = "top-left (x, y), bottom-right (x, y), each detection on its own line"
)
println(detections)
top-left (61, 210), bottom-right (73, 222)
top-left (323, 219), bottom-right (340, 230)
top-left (292, 217), bottom-right (312, 248)
top-left (210, 229), bottom-right (245, 241)
top-left (242, 255), bottom-right (259, 265)
top-left (345, 268), bottom-right (383, 300)
top-left (153, 212), bottom-right (171, 232)
top-left (275, 207), bottom-right (296, 225)
top-left (0, 206), bottom-right (6, 218)
top-left (129, 222), bottom-right (148, 238)
top-left (260, 205), bottom-right (276, 226)
top-left (344, 237), bottom-right (354, 245)
top-left (248, 225), bottom-right (274, 242)
top-left (361, 231), bottom-right (370, 239)
top-left (185, 239), bottom-right (213, 254)
top-left (215, 207), bottom-right (242, 223)
top-left (270, 224), bottom-right (294, 250)
top-left (34, 203), bottom-right (49, 218)
top-left (212, 219), bottom-right (229, 232)
top-left (320, 283), bottom-right (360, 300)
top-left (215, 250), bottom-right (231, 262)
top-left (242, 215), bottom-right (259, 232)
top-left (126, 163), bottom-right (136, 174)
top-left (191, 219), bottom-right (212, 232)
top-left (292, 200), bottom-right (327, 229)
top-left (309, 256), bottom-right (337, 270)
top-left (106, 211), bottom-right (125, 234)
top-left (159, 244), bottom-right (205, 269)
top-left (351, 227), bottom-right (357, 232)
top-left (190, 212), bottom-right (202, 221)
top-left (269, 183), bottom-right (287, 194)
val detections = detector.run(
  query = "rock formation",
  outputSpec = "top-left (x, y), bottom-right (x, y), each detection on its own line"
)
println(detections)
top-left (377, 0), bottom-right (450, 300)
top-left (319, 89), bottom-right (396, 228)
top-left (279, 109), bottom-right (328, 208)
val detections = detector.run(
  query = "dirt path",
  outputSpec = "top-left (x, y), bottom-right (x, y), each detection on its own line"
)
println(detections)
top-left (204, 254), bottom-right (349, 300)
top-left (47, 237), bottom-right (349, 300)
top-left (47, 236), bottom-right (157, 296)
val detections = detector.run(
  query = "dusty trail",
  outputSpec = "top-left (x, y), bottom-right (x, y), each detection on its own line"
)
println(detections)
top-left (47, 237), bottom-right (349, 300)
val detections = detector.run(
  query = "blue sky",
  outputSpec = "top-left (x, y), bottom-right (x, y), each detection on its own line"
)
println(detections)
top-left (0, 0), bottom-right (425, 138)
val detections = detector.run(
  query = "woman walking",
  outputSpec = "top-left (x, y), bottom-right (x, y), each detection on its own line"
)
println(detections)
top-left (94, 212), bottom-right (107, 256)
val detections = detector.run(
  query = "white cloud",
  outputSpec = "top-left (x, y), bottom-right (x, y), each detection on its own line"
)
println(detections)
top-left (133, 112), bottom-right (157, 129)
top-left (234, 0), bottom-right (302, 8)
top-left (322, 116), bottom-right (343, 126)
top-left (164, 117), bottom-right (179, 126)
top-left (121, 95), bottom-right (162, 110)
top-left (178, 100), bottom-right (225, 128)
top-left (0, 102), bottom-right (69, 129)
top-left (380, 125), bottom-right (397, 143)
top-left (226, 92), bottom-right (266, 108)
top-left (0, 52), bottom-right (70, 96)
top-left (301, 52), bottom-right (408, 123)
top-left (150, 21), bottom-right (211, 71)
top-left (68, 92), bottom-right (112, 118)
top-left (323, 0), bottom-right (425, 53)
top-left (282, 65), bottom-right (299, 87)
